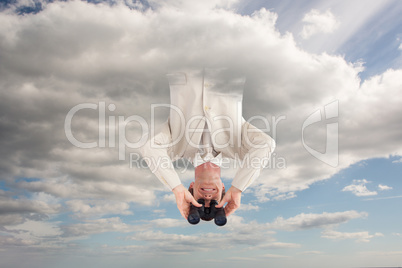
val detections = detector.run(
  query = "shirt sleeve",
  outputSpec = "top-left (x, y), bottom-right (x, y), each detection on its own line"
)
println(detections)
top-left (231, 121), bottom-right (276, 192)
top-left (139, 120), bottom-right (182, 191)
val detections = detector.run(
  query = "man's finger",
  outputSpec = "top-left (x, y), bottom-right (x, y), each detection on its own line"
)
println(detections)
top-left (224, 201), bottom-right (240, 216)
top-left (180, 209), bottom-right (187, 220)
top-left (181, 205), bottom-right (190, 220)
top-left (224, 206), bottom-right (232, 216)
top-left (224, 205), bottom-right (236, 217)
top-left (216, 195), bottom-right (229, 208)
top-left (189, 196), bottom-right (202, 207)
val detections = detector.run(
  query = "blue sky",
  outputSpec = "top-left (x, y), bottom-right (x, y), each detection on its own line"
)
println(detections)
top-left (0, 0), bottom-right (401, 267)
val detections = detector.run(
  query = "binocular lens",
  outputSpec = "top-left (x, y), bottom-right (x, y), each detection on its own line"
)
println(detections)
top-left (214, 216), bottom-right (227, 226)
top-left (188, 214), bottom-right (200, 225)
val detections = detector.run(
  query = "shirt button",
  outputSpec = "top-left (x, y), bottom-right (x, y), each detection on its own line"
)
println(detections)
top-left (204, 105), bottom-right (209, 110)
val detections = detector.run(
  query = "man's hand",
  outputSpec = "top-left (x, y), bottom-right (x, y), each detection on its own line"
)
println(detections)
top-left (172, 184), bottom-right (202, 220)
top-left (216, 186), bottom-right (242, 217)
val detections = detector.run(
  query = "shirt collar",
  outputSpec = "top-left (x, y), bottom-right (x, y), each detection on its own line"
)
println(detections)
top-left (193, 152), bottom-right (223, 167)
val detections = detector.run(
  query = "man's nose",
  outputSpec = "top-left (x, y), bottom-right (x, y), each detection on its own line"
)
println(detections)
top-left (204, 194), bottom-right (212, 198)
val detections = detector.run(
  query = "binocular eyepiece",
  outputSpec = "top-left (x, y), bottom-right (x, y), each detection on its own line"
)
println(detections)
top-left (187, 199), bottom-right (227, 226)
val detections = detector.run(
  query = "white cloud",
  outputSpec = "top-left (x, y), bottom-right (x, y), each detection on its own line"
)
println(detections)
top-left (0, 236), bottom-right (37, 247)
top-left (18, 177), bottom-right (157, 206)
top-left (273, 192), bottom-right (297, 201)
top-left (342, 179), bottom-right (378, 197)
top-left (364, 195), bottom-right (402, 201)
top-left (301, 9), bottom-right (339, 39)
top-left (268, 211), bottom-right (367, 231)
top-left (66, 199), bottom-right (133, 218)
top-left (378, 184), bottom-right (392, 191)
top-left (162, 194), bottom-right (176, 203)
top-left (237, 203), bottom-right (260, 211)
top-left (6, 220), bottom-right (62, 238)
top-left (260, 253), bottom-right (289, 258)
top-left (251, 242), bottom-right (300, 250)
top-left (321, 229), bottom-right (383, 243)
top-left (62, 217), bottom-right (135, 237)
top-left (0, 192), bottom-right (61, 226)
top-left (148, 218), bottom-right (186, 228)
top-left (291, 1), bottom-right (392, 53)
top-left (298, 251), bottom-right (323, 255)
top-left (128, 230), bottom-right (226, 253)
top-left (392, 158), bottom-right (402, 163)
top-left (152, 209), bottom-right (166, 216)
top-left (226, 256), bottom-right (259, 261)
top-left (127, 215), bottom-right (297, 253)
top-left (148, 0), bottom-right (240, 11)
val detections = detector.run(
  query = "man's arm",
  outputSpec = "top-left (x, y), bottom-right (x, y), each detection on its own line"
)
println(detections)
top-left (232, 121), bottom-right (275, 191)
top-left (140, 120), bottom-right (201, 218)
top-left (217, 121), bottom-right (275, 215)
top-left (140, 120), bottom-right (182, 190)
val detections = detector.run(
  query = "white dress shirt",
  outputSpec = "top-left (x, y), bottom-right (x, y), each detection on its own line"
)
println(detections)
top-left (192, 122), bottom-right (223, 168)
top-left (140, 68), bottom-right (276, 191)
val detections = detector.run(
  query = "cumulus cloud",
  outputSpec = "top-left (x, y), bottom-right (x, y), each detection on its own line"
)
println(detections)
top-left (121, 210), bottom-right (365, 253)
top-left (17, 174), bottom-right (157, 206)
top-left (0, 235), bottom-right (37, 247)
top-left (301, 9), bottom-right (340, 39)
top-left (237, 203), bottom-right (260, 211)
top-left (66, 199), bottom-right (133, 218)
top-left (321, 229), bottom-right (383, 243)
top-left (162, 193), bottom-right (176, 203)
top-left (0, 191), bottom-right (60, 226)
top-left (148, 218), bottom-right (186, 228)
top-left (127, 215), bottom-right (297, 253)
top-left (298, 251), bottom-right (323, 255)
top-left (152, 209), bottom-right (166, 216)
top-left (260, 253), bottom-right (289, 258)
top-left (392, 158), bottom-right (402, 163)
top-left (62, 217), bottom-right (135, 237)
top-left (128, 230), bottom-right (226, 253)
top-left (148, 0), bottom-right (240, 11)
top-left (268, 210), bottom-right (367, 231)
top-left (6, 220), bottom-right (62, 238)
top-left (342, 179), bottom-right (378, 197)
top-left (378, 184), bottom-right (392, 191)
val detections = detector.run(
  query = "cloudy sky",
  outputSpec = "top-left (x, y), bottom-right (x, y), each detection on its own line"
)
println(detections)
top-left (0, 0), bottom-right (401, 267)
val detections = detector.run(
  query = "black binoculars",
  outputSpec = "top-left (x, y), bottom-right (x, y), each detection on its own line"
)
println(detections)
top-left (187, 199), bottom-right (227, 226)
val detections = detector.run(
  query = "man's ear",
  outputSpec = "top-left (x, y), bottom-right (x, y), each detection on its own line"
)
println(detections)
top-left (189, 182), bottom-right (194, 189)
top-left (222, 182), bottom-right (225, 190)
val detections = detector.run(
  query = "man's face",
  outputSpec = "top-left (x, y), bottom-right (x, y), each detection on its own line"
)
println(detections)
top-left (190, 162), bottom-right (224, 207)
